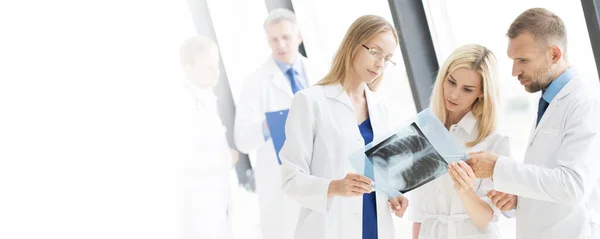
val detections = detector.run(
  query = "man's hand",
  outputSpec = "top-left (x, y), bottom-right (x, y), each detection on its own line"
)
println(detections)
top-left (488, 190), bottom-right (517, 211)
top-left (388, 194), bottom-right (409, 217)
top-left (466, 151), bottom-right (499, 178)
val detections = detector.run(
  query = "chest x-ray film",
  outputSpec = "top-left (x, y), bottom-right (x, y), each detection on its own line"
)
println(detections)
top-left (349, 108), bottom-right (468, 198)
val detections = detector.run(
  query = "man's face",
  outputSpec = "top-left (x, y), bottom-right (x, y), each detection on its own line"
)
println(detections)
top-left (507, 33), bottom-right (556, 93)
top-left (265, 20), bottom-right (302, 65)
top-left (185, 48), bottom-right (220, 88)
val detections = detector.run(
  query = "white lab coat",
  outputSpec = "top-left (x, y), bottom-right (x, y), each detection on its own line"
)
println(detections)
top-left (234, 56), bottom-right (324, 239)
top-left (493, 74), bottom-right (600, 239)
top-left (279, 83), bottom-right (396, 239)
top-left (407, 112), bottom-right (510, 239)
top-left (177, 84), bottom-right (231, 239)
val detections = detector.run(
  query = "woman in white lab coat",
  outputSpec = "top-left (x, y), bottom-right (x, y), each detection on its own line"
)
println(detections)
top-left (279, 15), bottom-right (408, 239)
top-left (406, 44), bottom-right (511, 239)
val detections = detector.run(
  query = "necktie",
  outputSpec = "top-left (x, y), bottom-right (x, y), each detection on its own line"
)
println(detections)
top-left (286, 68), bottom-right (302, 94)
top-left (536, 97), bottom-right (549, 127)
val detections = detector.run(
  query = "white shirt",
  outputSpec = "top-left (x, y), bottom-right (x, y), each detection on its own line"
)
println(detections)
top-left (407, 111), bottom-right (511, 239)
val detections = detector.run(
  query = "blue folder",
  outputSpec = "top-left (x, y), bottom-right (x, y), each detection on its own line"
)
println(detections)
top-left (265, 109), bottom-right (289, 165)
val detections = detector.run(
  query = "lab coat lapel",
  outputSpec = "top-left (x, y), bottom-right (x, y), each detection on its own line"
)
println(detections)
top-left (365, 87), bottom-right (384, 139)
top-left (528, 75), bottom-right (580, 145)
top-left (266, 58), bottom-right (294, 99)
top-left (323, 83), bottom-right (354, 111)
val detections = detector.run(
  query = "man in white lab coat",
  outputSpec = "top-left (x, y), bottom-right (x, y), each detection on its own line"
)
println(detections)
top-left (177, 36), bottom-right (237, 239)
top-left (467, 8), bottom-right (600, 239)
top-left (234, 8), bottom-right (324, 239)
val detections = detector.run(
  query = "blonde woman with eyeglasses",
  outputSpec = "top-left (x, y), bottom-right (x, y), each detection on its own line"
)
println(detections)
top-left (279, 15), bottom-right (408, 239)
top-left (406, 44), bottom-right (511, 239)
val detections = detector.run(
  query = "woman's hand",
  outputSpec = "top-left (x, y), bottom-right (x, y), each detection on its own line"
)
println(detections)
top-left (448, 161), bottom-right (477, 194)
top-left (328, 173), bottom-right (374, 197)
top-left (388, 194), bottom-right (409, 217)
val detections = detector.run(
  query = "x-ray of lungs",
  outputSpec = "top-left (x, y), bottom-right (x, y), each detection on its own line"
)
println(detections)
top-left (349, 108), bottom-right (468, 198)
top-left (366, 123), bottom-right (448, 194)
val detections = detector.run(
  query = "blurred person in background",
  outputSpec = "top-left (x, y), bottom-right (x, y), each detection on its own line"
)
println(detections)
top-left (177, 36), bottom-right (238, 239)
top-left (234, 8), bottom-right (324, 239)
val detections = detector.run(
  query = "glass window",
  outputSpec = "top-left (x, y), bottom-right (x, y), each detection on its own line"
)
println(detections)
top-left (206, 0), bottom-right (271, 105)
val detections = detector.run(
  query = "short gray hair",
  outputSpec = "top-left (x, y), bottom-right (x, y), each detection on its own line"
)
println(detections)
top-left (179, 36), bottom-right (218, 66)
top-left (263, 8), bottom-right (298, 30)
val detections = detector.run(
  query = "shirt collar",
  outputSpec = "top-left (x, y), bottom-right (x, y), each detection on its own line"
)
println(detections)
top-left (542, 66), bottom-right (576, 103)
top-left (273, 55), bottom-right (304, 77)
top-left (455, 111), bottom-right (477, 135)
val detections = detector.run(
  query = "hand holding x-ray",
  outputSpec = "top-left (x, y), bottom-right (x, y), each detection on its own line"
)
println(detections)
top-left (448, 161), bottom-right (477, 194)
top-left (328, 173), bottom-right (375, 197)
top-left (349, 109), bottom-right (468, 198)
top-left (388, 194), bottom-right (408, 217)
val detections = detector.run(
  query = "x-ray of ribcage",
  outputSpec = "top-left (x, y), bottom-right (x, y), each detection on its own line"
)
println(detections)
top-left (365, 123), bottom-right (447, 194)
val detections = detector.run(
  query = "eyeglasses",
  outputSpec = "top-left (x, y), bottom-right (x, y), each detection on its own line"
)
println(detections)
top-left (362, 44), bottom-right (396, 67)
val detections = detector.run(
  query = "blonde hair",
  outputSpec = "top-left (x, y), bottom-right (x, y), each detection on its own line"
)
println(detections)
top-left (317, 15), bottom-right (398, 90)
top-left (430, 44), bottom-right (500, 147)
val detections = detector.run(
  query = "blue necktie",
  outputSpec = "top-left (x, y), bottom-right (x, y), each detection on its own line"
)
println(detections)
top-left (536, 97), bottom-right (549, 127)
top-left (286, 68), bottom-right (302, 94)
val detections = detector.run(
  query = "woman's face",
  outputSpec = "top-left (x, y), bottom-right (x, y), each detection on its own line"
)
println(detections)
top-left (185, 48), bottom-right (220, 88)
top-left (351, 31), bottom-right (396, 84)
top-left (442, 68), bottom-right (484, 115)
